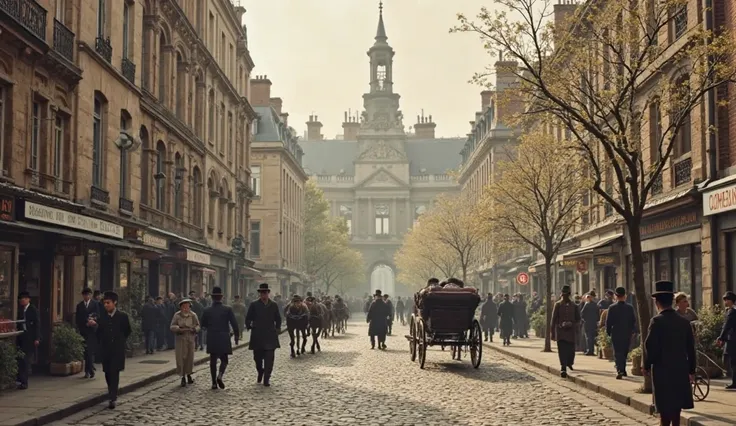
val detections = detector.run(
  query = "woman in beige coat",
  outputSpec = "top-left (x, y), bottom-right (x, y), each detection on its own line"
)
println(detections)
top-left (170, 299), bottom-right (201, 387)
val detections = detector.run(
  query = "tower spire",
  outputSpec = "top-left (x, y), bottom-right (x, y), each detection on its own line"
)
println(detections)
top-left (376, 1), bottom-right (387, 41)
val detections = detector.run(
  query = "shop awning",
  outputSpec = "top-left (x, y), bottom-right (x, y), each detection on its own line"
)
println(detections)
top-left (530, 258), bottom-right (546, 268)
top-left (194, 267), bottom-right (217, 275)
top-left (3, 220), bottom-right (138, 249)
top-left (558, 234), bottom-right (623, 261)
top-left (505, 266), bottom-right (519, 275)
top-left (240, 266), bottom-right (261, 276)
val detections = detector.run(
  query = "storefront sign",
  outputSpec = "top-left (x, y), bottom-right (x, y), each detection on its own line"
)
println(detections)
top-left (640, 209), bottom-right (699, 240)
top-left (559, 259), bottom-right (588, 272)
top-left (516, 272), bottom-right (529, 285)
top-left (704, 183), bottom-right (736, 216)
top-left (24, 202), bottom-right (123, 238)
top-left (594, 255), bottom-right (620, 268)
top-left (142, 232), bottom-right (168, 250)
top-left (0, 196), bottom-right (14, 221)
top-left (184, 249), bottom-right (210, 265)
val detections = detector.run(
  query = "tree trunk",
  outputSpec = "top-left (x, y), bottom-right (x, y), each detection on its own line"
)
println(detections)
top-left (544, 258), bottom-right (553, 352)
top-left (324, 282), bottom-right (333, 296)
top-left (462, 264), bottom-right (468, 283)
top-left (627, 219), bottom-right (653, 393)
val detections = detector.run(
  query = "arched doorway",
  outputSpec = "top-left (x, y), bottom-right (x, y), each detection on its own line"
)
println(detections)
top-left (370, 264), bottom-right (396, 297)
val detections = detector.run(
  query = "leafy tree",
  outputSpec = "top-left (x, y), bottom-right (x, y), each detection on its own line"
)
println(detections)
top-left (395, 224), bottom-right (460, 285)
top-left (304, 180), bottom-right (348, 281)
top-left (454, 0), bottom-right (736, 390)
top-left (322, 249), bottom-right (365, 296)
top-left (480, 131), bottom-right (587, 352)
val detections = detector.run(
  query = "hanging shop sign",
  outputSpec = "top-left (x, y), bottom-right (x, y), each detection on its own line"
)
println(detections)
top-left (179, 248), bottom-right (210, 265)
top-left (24, 201), bottom-right (124, 238)
top-left (141, 232), bottom-right (168, 250)
top-left (559, 259), bottom-right (588, 272)
top-left (516, 272), bottom-right (530, 285)
top-left (0, 196), bottom-right (14, 221)
top-left (640, 209), bottom-right (699, 240)
top-left (593, 255), bottom-right (620, 268)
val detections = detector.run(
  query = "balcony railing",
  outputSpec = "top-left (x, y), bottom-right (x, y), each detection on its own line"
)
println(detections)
top-left (95, 36), bottom-right (112, 62)
top-left (53, 19), bottom-right (74, 61)
top-left (673, 157), bottom-right (692, 187)
top-left (0, 0), bottom-right (47, 41)
top-left (90, 185), bottom-right (110, 205)
top-left (121, 57), bottom-right (136, 83)
top-left (119, 197), bottom-right (134, 214)
top-left (651, 174), bottom-right (663, 195)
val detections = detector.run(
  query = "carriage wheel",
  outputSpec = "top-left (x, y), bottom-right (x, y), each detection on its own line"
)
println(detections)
top-left (409, 315), bottom-right (417, 362)
top-left (470, 320), bottom-right (482, 368)
top-left (692, 366), bottom-right (710, 401)
top-left (418, 319), bottom-right (427, 370)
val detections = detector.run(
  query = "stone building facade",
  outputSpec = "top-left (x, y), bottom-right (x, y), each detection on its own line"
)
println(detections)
top-left (0, 0), bottom-right (257, 363)
top-left (300, 6), bottom-right (463, 295)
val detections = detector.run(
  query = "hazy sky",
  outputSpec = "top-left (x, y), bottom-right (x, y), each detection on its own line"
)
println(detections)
top-left (243, 0), bottom-right (497, 139)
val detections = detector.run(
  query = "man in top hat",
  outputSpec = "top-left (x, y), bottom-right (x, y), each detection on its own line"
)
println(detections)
top-left (15, 291), bottom-right (40, 390)
top-left (717, 290), bottom-right (736, 389)
top-left (366, 290), bottom-right (390, 350)
top-left (93, 291), bottom-right (131, 409)
top-left (643, 281), bottom-right (695, 425)
top-left (75, 287), bottom-right (100, 377)
top-left (550, 285), bottom-right (581, 377)
top-left (200, 286), bottom-right (239, 390)
top-left (605, 287), bottom-right (638, 379)
top-left (245, 283), bottom-right (282, 386)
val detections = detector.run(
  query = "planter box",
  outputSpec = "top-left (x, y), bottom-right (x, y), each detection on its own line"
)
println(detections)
top-left (602, 347), bottom-right (613, 360)
top-left (50, 360), bottom-right (83, 376)
top-left (630, 354), bottom-right (642, 376)
top-left (534, 327), bottom-right (546, 338)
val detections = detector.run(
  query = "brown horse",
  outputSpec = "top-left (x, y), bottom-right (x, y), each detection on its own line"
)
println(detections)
top-left (306, 300), bottom-right (325, 353)
top-left (321, 300), bottom-right (333, 338)
top-left (285, 302), bottom-right (309, 357)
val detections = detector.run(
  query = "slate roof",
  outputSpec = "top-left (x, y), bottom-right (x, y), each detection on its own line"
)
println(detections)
top-left (300, 138), bottom-right (465, 176)
top-left (253, 106), bottom-right (284, 142)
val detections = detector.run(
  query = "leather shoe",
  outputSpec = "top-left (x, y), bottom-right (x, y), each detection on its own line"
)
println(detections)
top-left (257, 371), bottom-right (263, 383)
top-left (187, 375), bottom-right (194, 384)
top-left (108, 401), bottom-right (116, 409)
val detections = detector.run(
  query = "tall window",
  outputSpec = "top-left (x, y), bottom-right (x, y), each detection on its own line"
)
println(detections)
top-left (140, 126), bottom-right (150, 204)
top-left (56, 0), bottom-right (66, 24)
top-left (673, 77), bottom-right (692, 157)
top-left (30, 101), bottom-right (40, 177)
top-left (376, 64), bottom-right (386, 90)
top-left (648, 99), bottom-right (662, 164)
top-left (251, 166), bottom-right (261, 196)
top-left (218, 183), bottom-right (225, 234)
top-left (92, 96), bottom-right (104, 187)
top-left (227, 112), bottom-right (233, 163)
top-left (671, 3), bottom-right (687, 41)
top-left (53, 115), bottom-right (64, 190)
top-left (207, 177), bottom-right (215, 227)
top-left (0, 86), bottom-right (5, 172)
top-left (250, 221), bottom-right (261, 257)
top-left (120, 112), bottom-right (131, 198)
top-left (192, 167), bottom-right (202, 226)
top-left (158, 33), bottom-right (167, 104)
top-left (340, 204), bottom-right (353, 234)
top-left (219, 103), bottom-right (225, 153)
top-left (375, 204), bottom-right (390, 235)
top-left (155, 141), bottom-right (166, 211)
top-left (175, 53), bottom-right (185, 120)
top-left (174, 153), bottom-right (183, 218)
top-left (97, 0), bottom-right (105, 37)
top-left (208, 90), bottom-right (215, 142)
top-left (122, 1), bottom-right (131, 58)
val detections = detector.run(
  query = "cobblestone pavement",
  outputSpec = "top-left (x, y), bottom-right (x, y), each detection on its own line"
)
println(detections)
top-left (51, 321), bottom-right (657, 426)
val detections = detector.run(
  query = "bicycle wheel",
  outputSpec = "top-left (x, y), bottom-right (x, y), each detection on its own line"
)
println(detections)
top-left (692, 366), bottom-right (710, 401)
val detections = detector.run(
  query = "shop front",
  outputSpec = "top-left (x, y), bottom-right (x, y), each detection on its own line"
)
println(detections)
top-left (209, 252), bottom-right (232, 298)
top-left (557, 258), bottom-right (589, 296)
top-left (174, 246), bottom-right (212, 297)
top-left (123, 228), bottom-right (169, 297)
top-left (702, 177), bottom-right (736, 297)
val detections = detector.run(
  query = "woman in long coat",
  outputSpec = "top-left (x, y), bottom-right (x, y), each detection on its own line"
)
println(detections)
top-left (497, 294), bottom-right (515, 346)
top-left (170, 299), bottom-right (200, 387)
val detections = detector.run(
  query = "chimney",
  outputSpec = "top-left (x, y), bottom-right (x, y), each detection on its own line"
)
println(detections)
top-left (269, 97), bottom-right (283, 115)
top-left (413, 110), bottom-right (436, 139)
top-left (481, 90), bottom-right (494, 109)
top-left (280, 112), bottom-right (289, 127)
top-left (493, 60), bottom-right (523, 126)
top-left (342, 110), bottom-right (361, 141)
top-left (554, 0), bottom-right (579, 44)
top-left (250, 75), bottom-right (272, 106)
top-left (306, 115), bottom-right (323, 141)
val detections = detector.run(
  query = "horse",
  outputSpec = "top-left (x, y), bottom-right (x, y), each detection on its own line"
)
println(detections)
top-left (306, 300), bottom-right (325, 353)
top-left (321, 300), bottom-right (333, 338)
top-left (284, 302), bottom-right (309, 357)
top-left (332, 300), bottom-right (350, 334)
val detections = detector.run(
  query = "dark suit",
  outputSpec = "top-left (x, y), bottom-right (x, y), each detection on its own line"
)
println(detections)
top-left (201, 301), bottom-right (239, 382)
top-left (480, 299), bottom-right (498, 340)
top-left (245, 299), bottom-right (281, 381)
top-left (605, 301), bottom-right (637, 374)
top-left (718, 306), bottom-right (736, 384)
top-left (366, 299), bottom-right (390, 348)
top-left (96, 310), bottom-right (131, 402)
top-left (75, 299), bottom-right (100, 375)
top-left (580, 301), bottom-right (599, 355)
top-left (644, 308), bottom-right (695, 417)
top-left (141, 302), bottom-right (163, 353)
top-left (16, 304), bottom-right (40, 386)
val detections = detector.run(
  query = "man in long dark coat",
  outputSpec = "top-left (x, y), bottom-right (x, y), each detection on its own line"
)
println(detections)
top-left (497, 294), bottom-right (514, 346)
top-left (15, 291), bottom-right (40, 390)
top-left (606, 287), bottom-right (637, 379)
top-left (245, 283), bottom-right (281, 386)
top-left (164, 293), bottom-right (177, 349)
top-left (141, 297), bottom-right (161, 355)
top-left (383, 294), bottom-right (394, 335)
top-left (480, 293), bottom-right (497, 342)
top-left (367, 289), bottom-right (390, 350)
top-left (550, 285), bottom-right (580, 377)
top-left (201, 286), bottom-right (239, 390)
top-left (717, 291), bottom-right (736, 390)
top-left (93, 291), bottom-right (131, 409)
top-left (514, 294), bottom-right (529, 338)
top-left (579, 293), bottom-right (599, 356)
top-left (75, 287), bottom-right (100, 376)
top-left (643, 281), bottom-right (695, 425)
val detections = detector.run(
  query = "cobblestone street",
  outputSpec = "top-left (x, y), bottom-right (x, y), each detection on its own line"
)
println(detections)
top-left (51, 321), bottom-right (656, 426)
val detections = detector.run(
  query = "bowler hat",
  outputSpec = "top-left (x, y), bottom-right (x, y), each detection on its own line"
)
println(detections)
top-left (652, 280), bottom-right (674, 296)
top-left (81, 287), bottom-right (92, 295)
top-left (561, 285), bottom-right (571, 295)
top-left (178, 298), bottom-right (192, 307)
top-left (723, 291), bottom-right (736, 302)
top-left (211, 287), bottom-right (224, 296)
top-left (18, 291), bottom-right (30, 300)
top-left (615, 287), bottom-right (626, 297)
top-left (257, 283), bottom-right (270, 293)
top-left (374, 289), bottom-right (382, 297)
top-left (103, 291), bottom-right (118, 302)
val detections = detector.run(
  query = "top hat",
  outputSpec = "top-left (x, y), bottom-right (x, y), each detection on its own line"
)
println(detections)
top-left (374, 289), bottom-right (382, 297)
top-left (18, 291), bottom-right (30, 300)
top-left (561, 285), bottom-right (572, 295)
top-left (615, 287), bottom-right (627, 297)
top-left (211, 287), bottom-right (224, 296)
top-left (81, 287), bottom-right (92, 295)
top-left (723, 291), bottom-right (736, 302)
top-left (178, 298), bottom-right (192, 307)
top-left (257, 283), bottom-right (270, 293)
top-left (652, 281), bottom-right (674, 296)
top-left (103, 291), bottom-right (119, 302)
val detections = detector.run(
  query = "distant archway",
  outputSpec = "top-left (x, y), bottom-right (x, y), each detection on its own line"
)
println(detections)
top-left (369, 264), bottom-right (396, 297)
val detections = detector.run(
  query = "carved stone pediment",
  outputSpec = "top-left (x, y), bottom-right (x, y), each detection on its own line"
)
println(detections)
top-left (358, 140), bottom-right (405, 160)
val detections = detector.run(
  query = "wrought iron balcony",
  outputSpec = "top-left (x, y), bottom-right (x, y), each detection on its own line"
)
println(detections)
top-left (673, 157), bottom-right (692, 187)
top-left (121, 57), bottom-right (136, 83)
top-left (95, 36), bottom-right (112, 63)
top-left (53, 19), bottom-right (74, 61)
top-left (119, 197), bottom-right (134, 214)
top-left (90, 185), bottom-right (110, 205)
top-left (651, 174), bottom-right (663, 195)
top-left (0, 0), bottom-right (47, 41)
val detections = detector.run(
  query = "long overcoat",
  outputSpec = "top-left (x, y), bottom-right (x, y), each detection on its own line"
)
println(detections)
top-left (201, 302), bottom-right (239, 355)
top-left (366, 299), bottom-right (390, 337)
top-left (719, 306), bottom-right (736, 356)
top-left (75, 300), bottom-right (99, 352)
top-left (245, 299), bottom-right (282, 351)
top-left (644, 308), bottom-right (695, 415)
top-left (96, 310), bottom-right (131, 373)
top-left (497, 301), bottom-right (514, 338)
top-left (480, 299), bottom-right (498, 329)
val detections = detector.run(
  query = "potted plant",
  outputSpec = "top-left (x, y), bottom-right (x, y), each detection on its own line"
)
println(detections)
top-left (49, 324), bottom-right (85, 376)
top-left (629, 346), bottom-right (643, 376)
top-left (530, 307), bottom-right (546, 338)
top-left (0, 341), bottom-right (20, 390)
top-left (694, 306), bottom-right (727, 379)
top-left (596, 331), bottom-right (613, 360)
top-left (117, 273), bottom-right (146, 357)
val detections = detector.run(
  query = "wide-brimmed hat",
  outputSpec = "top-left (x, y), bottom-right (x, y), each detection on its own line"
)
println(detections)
top-left (652, 281), bottom-right (674, 296)
top-left (615, 287), bottom-right (626, 297)
top-left (258, 283), bottom-right (270, 293)
top-left (178, 298), bottom-right (192, 307)
top-left (561, 285), bottom-right (571, 295)
top-left (103, 291), bottom-right (118, 302)
top-left (211, 287), bottom-right (224, 296)
top-left (374, 289), bottom-right (382, 297)
top-left (81, 287), bottom-right (92, 295)
top-left (723, 291), bottom-right (736, 302)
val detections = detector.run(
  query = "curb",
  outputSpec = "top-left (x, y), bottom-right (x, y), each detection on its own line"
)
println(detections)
top-left (12, 328), bottom-right (287, 426)
top-left (485, 343), bottom-right (714, 426)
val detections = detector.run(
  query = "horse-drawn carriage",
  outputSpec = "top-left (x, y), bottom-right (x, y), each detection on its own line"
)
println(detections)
top-left (405, 287), bottom-right (483, 369)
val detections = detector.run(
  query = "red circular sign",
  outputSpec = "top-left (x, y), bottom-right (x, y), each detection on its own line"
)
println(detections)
top-left (516, 272), bottom-right (530, 285)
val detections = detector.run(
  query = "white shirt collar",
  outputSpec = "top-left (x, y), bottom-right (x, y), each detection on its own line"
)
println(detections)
top-left (108, 309), bottom-right (117, 317)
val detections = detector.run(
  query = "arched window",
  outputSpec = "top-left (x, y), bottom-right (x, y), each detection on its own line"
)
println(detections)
top-left (219, 102), bottom-right (225, 153)
top-left (141, 13), bottom-right (151, 90)
top-left (672, 75), bottom-right (691, 157)
top-left (218, 182), bottom-right (225, 235)
top-left (92, 93), bottom-right (106, 187)
top-left (158, 33), bottom-right (167, 105)
top-left (208, 89), bottom-right (215, 142)
top-left (119, 110), bottom-right (132, 199)
top-left (173, 153), bottom-right (183, 218)
top-left (175, 52), bottom-right (185, 120)
top-left (194, 75), bottom-right (204, 137)
top-left (207, 175), bottom-right (216, 229)
top-left (192, 166), bottom-right (202, 226)
top-left (155, 141), bottom-right (166, 211)
top-left (140, 126), bottom-right (150, 204)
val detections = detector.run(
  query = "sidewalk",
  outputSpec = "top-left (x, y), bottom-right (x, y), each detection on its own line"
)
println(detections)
top-left (486, 337), bottom-right (736, 426)
top-left (0, 329), bottom-right (285, 426)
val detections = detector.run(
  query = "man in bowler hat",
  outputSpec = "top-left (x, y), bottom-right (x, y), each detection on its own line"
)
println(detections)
top-left (717, 290), bottom-right (736, 389)
top-left (75, 287), bottom-right (100, 377)
top-left (366, 290), bottom-right (390, 350)
top-left (605, 287), bottom-right (638, 379)
top-left (93, 291), bottom-right (131, 409)
top-left (643, 281), bottom-right (696, 425)
top-left (550, 285), bottom-right (580, 377)
top-left (201, 286), bottom-right (239, 390)
top-left (16, 291), bottom-right (40, 389)
top-left (245, 283), bottom-right (281, 386)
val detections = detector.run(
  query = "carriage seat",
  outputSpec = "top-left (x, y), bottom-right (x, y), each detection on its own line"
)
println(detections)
top-left (416, 291), bottom-right (481, 330)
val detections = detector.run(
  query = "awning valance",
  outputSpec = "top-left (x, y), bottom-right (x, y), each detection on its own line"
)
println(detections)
top-left (2, 220), bottom-right (137, 249)
top-left (557, 234), bottom-right (623, 261)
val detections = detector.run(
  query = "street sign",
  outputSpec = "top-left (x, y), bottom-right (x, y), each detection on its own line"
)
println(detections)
top-left (516, 272), bottom-right (530, 285)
